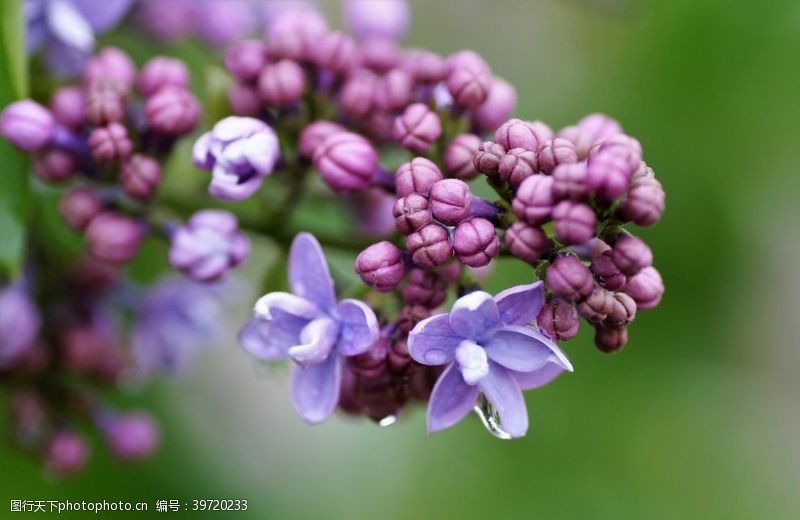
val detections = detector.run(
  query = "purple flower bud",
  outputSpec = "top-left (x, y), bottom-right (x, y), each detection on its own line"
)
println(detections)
top-left (257, 59), bottom-right (306, 107)
top-left (354, 188), bottom-right (397, 236)
top-left (376, 69), bottom-right (413, 112)
top-left (0, 285), bottom-right (40, 368)
top-left (512, 174), bottom-right (555, 225)
top-left (505, 221), bottom-right (549, 263)
top-left (348, 337), bottom-right (389, 380)
top-left (313, 31), bottom-right (360, 74)
top-left (0, 100), bottom-right (55, 152)
top-left (498, 147), bottom-right (538, 188)
top-left (393, 193), bottom-right (431, 235)
top-left (86, 85), bottom-right (125, 126)
top-left (558, 113), bottom-right (622, 159)
top-left (45, 430), bottom-right (89, 477)
top-left (344, 0), bottom-right (409, 41)
top-left (611, 235), bottom-right (653, 276)
top-left (443, 133), bottom-right (481, 180)
top-left (89, 123), bottom-right (132, 163)
top-left (494, 118), bottom-right (552, 152)
top-left (407, 224), bottom-right (453, 268)
top-left (594, 324), bottom-right (628, 353)
top-left (102, 411), bottom-right (160, 461)
top-left (339, 69), bottom-right (380, 118)
top-left (144, 87), bottom-right (201, 136)
top-left (429, 179), bottom-right (472, 225)
top-left (538, 137), bottom-right (578, 174)
top-left (193, 0), bottom-right (255, 46)
top-left (552, 162), bottom-right (589, 200)
top-left (593, 134), bottom-right (642, 172)
top-left (401, 49), bottom-right (445, 84)
top-left (402, 269), bottom-right (447, 308)
top-left (577, 286), bottom-right (615, 323)
top-left (606, 292), bottom-right (637, 326)
top-left (355, 241), bottom-right (406, 292)
top-left (120, 154), bottom-right (162, 200)
top-left (228, 82), bottom-right (262, 116)
top-left (169, 210), bottom-right (249, 281)
top-left (446, 50), bottom-right (492, 108)
top-left (50, 87), bottom-right (85, 130)
top-left (86, 212), bottom-right (143, 264)
top-left (545, 256), bottom-right (594, 301)
top-left (536, 298), bottom-right (579, 341)
top-left (392, 102), bottom-right (442, 153)
top-left (585, 150), bottom-right (633, 200)
top-left (224, 40), bottom-right (266, 83)
top-left (265, 8), bottom-right (328, 61)
top-left (590, 251), bottom-right (627, 291)
top-left (395, 157), bottom-right (443, 196)
top-left (623, 266), bottom-right (664, 310)
top-left (137, 56), bottom-right (190, 97)
top-left (552, 200), bottom-right (596, 246)
top-left (299, 120), bottom-right (345, 159)
top-left (33, 149), bottom-right (76, 183)
top-left (83, 47), bottom-right (136, 92)
top-left (618, 175), bottom-right (665, 226)
top-left (473, 141), bottom-right (506, 177)
top-left (452, 218), bottom-right (499, 268)
top-left (59, 186), bottom-right (102, 231)
top-left (313, 131), bottom-right (378, 194)
top-left (361, 38), bottom-right (401, 73)
top-left (472, 77), bottom-right (517, 132)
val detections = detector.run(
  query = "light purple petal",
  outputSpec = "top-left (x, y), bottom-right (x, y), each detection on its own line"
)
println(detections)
top-left (478, 362), bottom-right (528, 438)
top-left (290, 354), bottom-right (342, 424)
top-left (426, 363), bottom-right (480, 434)
top-left (408, 314), bottom-right (461, 365)
top-left (188, 253), bottom-right (229, 282)
top-left (244, 130), bottom-right (279, 175)
top-left (209, 165), bottom-right (264, 201)
top-left (188, 209), bottom-right (237, 234)
top-left (192, 132), bottom-right (213, 170)
top-left (47, 0), bottom-right (94, 51)
top-left (483, 325), bottom-right (570, 373)
top-left (448, 291), bottom-right (501, 341)
top-left (253, 292), bottom-right (319, 322)
top-left (288, 233), bottom-right (336, 311)
top-left (512, 364), bottom-right (565, 391)
top-left (494, 282), bottom-right (545, 326)
top-left (238, 318), bottom-right (291, 360)
top-left (212, 116), bottom-right (266, 142)
top-left (71, 0), bottom-right (134, 32)
top-left (336, 299), bottom-right (379, 356)
top-left (287, 317), bottom-right (339, 366)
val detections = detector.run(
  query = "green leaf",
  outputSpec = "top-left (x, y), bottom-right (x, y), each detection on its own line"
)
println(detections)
top-left (0, 0), bottom-right (30, 280)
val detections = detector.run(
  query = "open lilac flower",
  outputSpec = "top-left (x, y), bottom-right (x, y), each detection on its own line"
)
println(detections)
top-left (408, 282), bottom-right (572, 437)
top-left (168, 210), bottom-right (249, 282)
top-left (239, 233), bottom-right (379, 424)
top-left (192, 117), bottom-right (280, 202)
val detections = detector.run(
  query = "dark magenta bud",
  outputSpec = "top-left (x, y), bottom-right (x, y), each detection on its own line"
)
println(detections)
top-left (60, 186), bottom-right (102, 231)
top-left (395, 157), bottom-right (443, 196)
top-left (545, 256), bottom-right (594, 301)
top-left (144, 87), bottom-right (201, 136)
top-left (443, 133), bottom-right (481, 180)
top-left (611, 235), bottom-right (653, 276)
top-left (552, 162), bottom-right (589, 200)
top-left (137, 56), bottom-right (189, 97)
top-left (473, 141), bottom-right (506, 177)
top-left (585, 151), bottom-right (632, 200)
top-left (401, 48), bottom-right (446, 84)
top-left (299, 120), bottom-right (346, 159)
top-left (224, 40), bottom-right (266, 83)
top-left (618, 175), bottom-right (665, 227)
top-left (558, 113), bottom-right (622, 160)
top-left (265, 8), bottom-right (328, 61)
top-left (498, 147), bottom-right (538, 188)
top-left (313, 31), bottom-right (360, 74)
top-left (594, 324), bottom-right (628, 353)
top-left (86, 85), bottom-right (125, 126)
top-left (228, 82), bottom-right (262, 116)
top-left (407, 224), bottom-right (453, 268)
top-left (45, 430), bottom-right (89, 477)
top-left (446, 50), bottom-right (492, 108)
top-left (392, 102), bottom-right (442, 153)
top-left (355, 241), bottom-right (406, 292)
top-left (402, 269), bottom-right (447, 308)
top-left (313, 132), bottom-right (378, 194)
top-left (494, 118), bottom-right (553, 152)
top-left (452, 218), bottom-right (500, 268)
top-left (623, 266), bottom-right (664, 310)
top-left (33, 149), bottom-right (76, 183)
top-left (257, 59), bottom-right (306, 107)
top-left (374, 68), bottom-right (413, 111)
top-left (102, 411), bottom-right (160, 461)
top-left (552, 200), bottom-right (596, 246)
top-left (472, 77), bottom-right (517, 133)
top-left (590, 251), bottom-right (627, 291)
top-left (361, 38), bottom-right (401, 72)
top-left (85, 212), bottom-right (143, 264)
top-left (396, 304), bottom-right (433, 334)
top-left (512, 174), bottom-right (555, 225)
top-left (606, 292), bottom-right (637, 326)
top-left (577, 286), bottom-right (616, 323)
top-left (538, 137), bottom-right (578, 174)
top-left (393, 193), bottom-right (431, 235)
top-left (0, 100), bottom-right (54, 152)
top-left (339, 69), bottom-right (379, 118)
top-left (536, 299), bottom-right (580, 341)
top-left (120, 154), bottom-right (162, 200)
top-left (89, 123), bottom-right (132, 163)
top-left (505, 222), bottom-right (550, 263)
top-left (50, 87), bottom-right (85, 130)
top-left (83, 47), bottom-right (136, 92)
top-left (429, 179), bottom-right (471, 225)
top-left (348, 337), bottom-right (389, 380)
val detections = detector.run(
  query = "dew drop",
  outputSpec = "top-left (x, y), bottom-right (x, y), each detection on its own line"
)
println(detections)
top-left (378, 415), bottom-right (397, 428)
top-left (473, 393), bottom-right (512, 440)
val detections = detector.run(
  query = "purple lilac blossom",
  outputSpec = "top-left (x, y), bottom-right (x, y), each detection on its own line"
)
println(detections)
top-left (344, 0), bottom-right (409, 42)
top-left (0, 284), bottom-right (41, 368)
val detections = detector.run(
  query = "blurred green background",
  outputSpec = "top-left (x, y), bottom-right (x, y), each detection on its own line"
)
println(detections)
top-left (2, 0), bottom-right (800, 518)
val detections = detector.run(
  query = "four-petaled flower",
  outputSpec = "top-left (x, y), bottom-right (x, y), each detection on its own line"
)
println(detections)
top-left (240, 233), bottom-right (379, 424)
top-left (408, 282), bottom-right (572, 437)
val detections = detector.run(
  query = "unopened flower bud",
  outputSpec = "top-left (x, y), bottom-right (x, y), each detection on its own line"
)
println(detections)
top-left (611, 235), bottom-right (653, 276)
top-left (83, 47), bottom-right (136, 92)
top-left (472, 77), bottom-right (517, 132)
top-left (257, 59), bottom-right (306, 107)
top-left (313, 132), bottom-right (378, 194)
top-left (348, 337), bottom-right (389, 380)
top-left (552, 200), bottom-right (596, 246)
top-left (577, 286), bottom-right (615, 323)
top-left (396, 304), bottom-right (433, 334)
top-left (120, 154), bottom-right (162, 200)
top-left (137, 56), bottom-right (189, 97)
top-left (144, 87), bottom-right (201, 136)
top-left (590, 251), bottom-right (627, 291)
top-left (299, 120), bottom-right (345, 159)
top-left (623, 266), bottom-right (664, 310)
top-left (473, 141), bottom-right (506, 177)
top-left (407, 224), bottom-right (452, 268)
top-left (429, 179), bottom-right (472, 225)
top-left (86, 212), bottom-right (143, 264)
top-left (512, 174), bottom-right (555, 225)
top-left (0, 100), bottom-right (54, 152)
top-left (355, 241), bottom-right (406, 292)
top-left (102, 411), bottom-right (160, 461)
top-left (313, 31), bottom-right (360, 74)
top-left (60, 187), bottom-right (102, 231)
top-left (536, 299), bottom-right (579, 340)
top-left (585, 150), bottom-right (633, 200)
top-left (393, 193), bottom-right (431, 235)
top-left (33, 149), bottom-right (76, 183)
top-left (606, 292), bottom-right (637, 326)
top-left (345, 0), bottom-right (409, 41)
top-left (394, 157), bottom-right (443, 196)
top-left (446, 50), bottom-right (492, 108)
top-left (224, 40), bottom-right (266, 83)
top-left (50, 87), bottom-right (85, 130)
top-left (552, 162), bottom-right (589, 200)
top-left (538, 137), bottom-right (578, 174)
top-left (339, 70), bottom-right (379, 118)
top-left (443, 133), bottom-right (481, 180)
top-left (392, 103), bottom-right (441, 153)
top-left (505, 222), bottom-right (549, 263)
top-left (228, 82), bottom-right (262, 116)
top-left (402, 49), bottom-right (445, 84)
top-left (265, 8), bottom-right (328, 61)
top-left (494, 118), bottom-right (552, 152)
top-left (86, 84), bottom-right (125, 126)
top-left (594, 324), bottom-right (628, 353)
top-left (618, 175), bottom-right (665, 226)
top-left (45, 430), bottom-right (89, 477)
top-left (498, 147), bottom-right (538, 188)
top-left (402, 269), bottom-right (447, 308)
top-left (545, 256), bottom-right (593, 301)
top-left (559, 113), bottom-right (622, 159)
top-left (452, 218), bottom-right (499, 268)
top-left (89, 123), bottom-right (132, 163)
top-left (375, 68), bottom-right (412, 111)
top-left (169, 210), bottom-right (249, 281)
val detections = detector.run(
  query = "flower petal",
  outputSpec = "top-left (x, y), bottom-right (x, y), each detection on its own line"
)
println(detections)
top-left (426, 363), bottom-right (479, 434)
top-left (512, 364), bottom-right (565, 391)
top-left (192, 132), bottom-right (213, 170)
top-left (238, 318), bottom-right (291, 360)
top-left (288, 233), bottom-right (336, 311)
top-left (408, 314), bottom-right (461, 366)
top-left (290, 354), bottom-right (342, 424)
top-left (288, 317), bottom-right (339, 366)
top-left (209, 164), bottom-right (263, 201)
top-left (455, 340), bottom-right (489, 385)
top-left (478, 362), bottom-right (528, 438)
top-left (448, 291), bottom-right (501, 341)
top-left (244, 130), bottom-right (279, 175)
top-left (70, 0), bottom-right (134, 32)
top-left (494, 282), bottom-right (544, 326)
top-left (253, 292), bottom-right (319, 322)
top-left (483, 325), bottom-right (570, 372)
top-left (47, 0), bottom-right (94, 51)
top-left (336, 299), bottom-right (379, 356)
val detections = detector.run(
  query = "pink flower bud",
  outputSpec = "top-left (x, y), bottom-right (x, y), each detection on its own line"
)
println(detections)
top-left (402, 49), bottom-right (446, 84)
top-left (137, 57), bottom-right (189, 97)
top-left (355, 241), bottom-right (406, 292)
top-left (60, 187), bottom-right (102, 231)
top-left (473, 141), bottom-right (506, 177)
top-left (594, 324), bottom-right (628, 353)
top-left (228, 82), bottom-right (262, 116)
top-left (577, 286), bottom-right (615, 323)
top-left (545, 256), bottom-right (593, 301)
top-left (536, 299), bottom-right (580, 341)
top-left (552, 162), bottom-right (589, 200)
top-left (0, 100), bottom-right (54, 152)
top-left (552, 200), bottom-right (596, 246)
top-left (590, 251), bottom-right (627, 291)
top-left (313, 31), bottom-right (360, 74)
top-left (558, 113), bottom-right (623, 160)
top-left (402, 269), bottom-right (447, 308)
top-left (585, 150), bottom-right (632, 200)
top-left (33, 149), bottom-right (76, 183)
top-left (299, 120), bottom-right (346, 159)
top-left (618, 175), bottom-right (665, 226)
top-left (395, 157), bottom-right (443, 196)
top-left (339, 69), bottom-right (379, 118)
top-left (505, 222), bottom-right (549, 263)
top-left (498, 147), bottom-right (538, 188)
top-left (429, 179), bottom-right (472, 225)
top-left (623, 266), bottom-right (663, 310)
top-left (224, 40), bottom-right (266, 83)
top-left (494, 118), bottom-right (552, 152)
top-left (144, 87), bottom-right (201, 136)
top-left (86, 212), bottom-right (143, 264)
top-left (86, 85), bottom-right (125, 126)
top-left (83, 47), bottom-right (136, 93)
top-left (472, 77), bottom-right (517, 133)
top-left (407, 224), bottom-right (453, 268)
top-left (120, 154), bottom-right (162, 200)
top-left (50, 87), bottom-right (85, 130)
top-left (538, 137), bottom-right (578, 174)
top-left (606, 292), bottom-right (636, 326)
top-left (392, 102), bottom-right (442, 153)
top-left (393, 193), bottom-right (431, 235)
top-left (446, 50), bottom-right (492, 108)
top-left (512, 174), bottom-right (555, 225)
top-left (452, 218), bottom-right (499, 268)
top-left (45, 430), bottom-right (89, 477)
top-left (375, 69), bottom-right (413, 111)
top-left (313, 132), bottom-right (378, 194)
top-left (265, 8), bottom-right (328, 61)
top-left (89, 123), bottom-right (132, 163)
top-left (257, 59), bottom-right (306, 107)
top-left (611, 235), bottom-right (653, 276)
top-left (443, 133), bottom-right (481, 180)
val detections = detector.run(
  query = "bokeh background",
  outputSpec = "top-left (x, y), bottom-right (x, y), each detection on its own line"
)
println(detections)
top-left (2, 0), bottom-right (800, 518)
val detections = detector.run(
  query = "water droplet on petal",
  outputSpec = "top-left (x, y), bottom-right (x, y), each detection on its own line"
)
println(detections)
top-left (378, 415), bottom-right (397, 427)
top-left (473, 393), bottom-right (512, 440)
